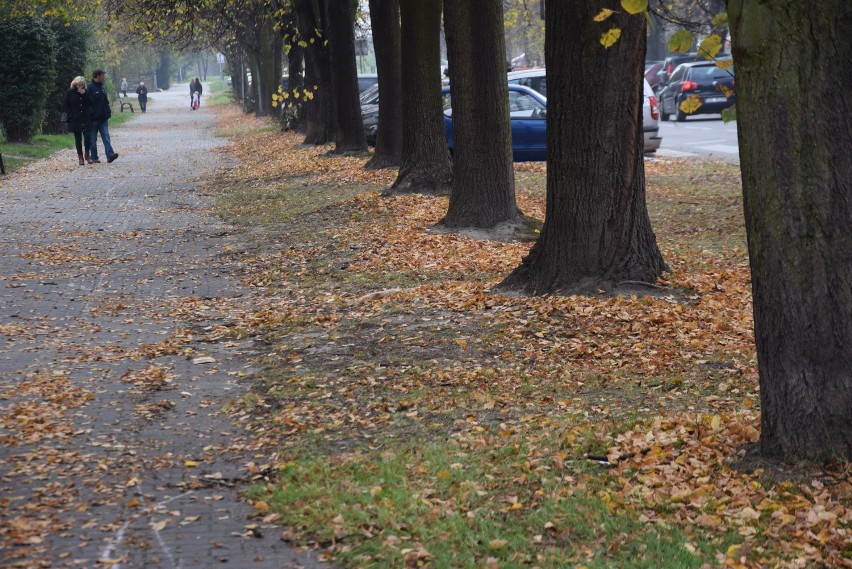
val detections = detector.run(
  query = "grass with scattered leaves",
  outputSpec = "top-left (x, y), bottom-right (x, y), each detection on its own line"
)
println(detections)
top-left (207, 105), bottom-right (852, 568)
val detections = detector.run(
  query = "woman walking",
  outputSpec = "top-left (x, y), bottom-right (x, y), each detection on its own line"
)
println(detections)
top-left (61, 76), bottom-right (93, 165)
top-left (135, 82), bottom-right (148, 113)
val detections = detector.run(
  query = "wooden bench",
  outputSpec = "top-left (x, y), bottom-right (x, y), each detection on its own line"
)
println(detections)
top-left (116, 92), bottom-right (135, 113)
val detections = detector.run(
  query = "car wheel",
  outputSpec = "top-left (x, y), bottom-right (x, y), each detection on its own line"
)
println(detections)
top-left (660, 98), bottom-right (671, 121)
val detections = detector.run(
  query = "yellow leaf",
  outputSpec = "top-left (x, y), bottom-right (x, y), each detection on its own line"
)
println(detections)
top-left (600, 28), bottom-right (622, 49)
top-left (593, 8), bottom-right (614, 22)
top-left (184, 460), bottom-right (199, 467)
top-left (679, 95), bottom-right (702, 115)
top-left (254, 500), bottom-right (270, 512)
top-left (710, 414), bottom-right (721, 430)
top-left (668, 30), bottom-right (694, 53)
top-left (620, 0), bottom-right (648, 14)
top-left (370, 485), bottom-right (383, 497)
top-left (488, 539), bottom-right (508, 550)
top-left (716, 58), bottom-right (734, 70)
top-left (698, 34), bottom-right (723, 60)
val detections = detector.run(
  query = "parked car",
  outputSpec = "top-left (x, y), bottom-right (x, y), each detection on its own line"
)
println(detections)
top-left (658, 52), bottom-right (699, 85)
top-left (281, 74), bottom-right (377, 94)
top-left (443, 84), bottom-right (548, 161)
top-left (358, 74), bottom-right (378, 93)
top-left (658, 61), bottom-right (735, 121)
top-left (643, 78), bottom-right (662, 153)
top-left (508, 68), bottom-right (661, 153)
top-left (360, 83), bottom-right (379, 105)
top-left (507, 68), bottom-right (547, 96)
top-left (644, 61), bottom-right (664, 93)
top-left (365, 75), bottom-right (660, 156)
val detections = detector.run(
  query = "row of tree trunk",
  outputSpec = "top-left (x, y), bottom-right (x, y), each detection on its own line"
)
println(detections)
top-left (225, 0), bottom-right (852, 463)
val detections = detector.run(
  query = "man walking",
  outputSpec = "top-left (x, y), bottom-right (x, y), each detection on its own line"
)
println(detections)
top-left (88, 70), bottom-right (119, 164)
top-left (135, 82), bottom-right (148, 113)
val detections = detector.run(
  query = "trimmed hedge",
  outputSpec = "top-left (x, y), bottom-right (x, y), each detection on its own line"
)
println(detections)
top-left (0, 17), bottom-right (58, 142)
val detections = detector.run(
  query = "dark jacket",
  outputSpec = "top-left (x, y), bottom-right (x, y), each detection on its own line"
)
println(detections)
top-left (87, 80), bottom-right (112, 121)
top-left (190, 81), bottom-right (202, 95)
top-left (61, 87), bottom-right (92, 133)
top-left (136, 85), bottom-right (148, 101)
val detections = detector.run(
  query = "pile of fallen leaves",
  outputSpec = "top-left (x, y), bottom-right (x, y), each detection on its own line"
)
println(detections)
top-left (206, 106), bottom-right (851, 568)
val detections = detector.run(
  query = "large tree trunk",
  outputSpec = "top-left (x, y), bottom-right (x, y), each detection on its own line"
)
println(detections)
top-left (328, 0), bottom-right (367, 152)
top-left (440, 0), bottom-right (518, 228)
top-left (728, 0), bottom-right (852, 461)
top-left (500, 0), bottom-right (665, 295)
top-left (390, 0), bottom-right (452, 194)
top-left (365, 0), bottom-right (403, 169)
top-left (285, 35), bottom-right (306, 132)
top-left (223, 45), bottom-right (245, 102)
top-left (297, 0), bottom-right (336, 144)
top-left (251, 21), bottom-right (283, 117)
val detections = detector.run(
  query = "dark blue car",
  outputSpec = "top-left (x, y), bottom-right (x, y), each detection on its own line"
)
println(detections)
top-left (442, 84), bottom-right (548, 162)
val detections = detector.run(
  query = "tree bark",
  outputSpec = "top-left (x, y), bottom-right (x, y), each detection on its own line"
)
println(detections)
top-left (328, 0), bottom-right (367, 152)
top-left (365, 0), bottom-right (403, 169)
top-left (728, 0), bottom-right (852, 461)
top-left (440, 0), bottom-right (519, 228)
top-left (390, 0), bottom-right (452, 194)
top-left (250, 21), bottom-right (283, 117)
top-left (285, 34), bottom-right (306, 132)
top-left (297, 0), bottom-right (337, 144)
top-left (500, 0), bottom-right (665, 295)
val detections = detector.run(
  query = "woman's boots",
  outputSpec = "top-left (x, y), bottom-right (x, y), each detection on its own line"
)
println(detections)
top-left (84, 149), bottom-right (91, 164)
top-left (78, 153), bottom-right (85, 166)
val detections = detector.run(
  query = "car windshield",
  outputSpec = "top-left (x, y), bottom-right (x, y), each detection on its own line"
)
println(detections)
top-left (690, 65), bottom-right (735, 81)
top-left (443, 89), bottom-right (545, 118)
top-left (360, 84), bottom-right (379, 105)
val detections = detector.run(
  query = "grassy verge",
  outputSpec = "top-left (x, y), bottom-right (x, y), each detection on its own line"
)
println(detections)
top-left (0, 134), bottom-right (72, 173)
top-left (207, 78), bottom-right (235, 107)
top-left (206, 105), bottom-right (851, 568)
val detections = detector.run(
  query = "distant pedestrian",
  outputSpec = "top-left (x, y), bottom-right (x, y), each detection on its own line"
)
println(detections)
top-left (120, 78), bottom-right (128, 97)
top-left (61, 76), bottom-right (93, 166)
top-left (87, 69), bottom-right (119, 164)
top-left (190, 78), bottom-right (202, 109)
top-left (135, 82), bottom-right (148, 113)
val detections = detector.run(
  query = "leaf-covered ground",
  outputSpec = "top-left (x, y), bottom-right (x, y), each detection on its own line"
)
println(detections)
top-left (204, 106), bottom-right (851, 568)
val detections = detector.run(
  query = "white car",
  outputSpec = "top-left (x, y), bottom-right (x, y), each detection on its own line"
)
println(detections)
top-left (642, 77), bottom-right (662, 153)
top-left (508, 68), bottom-right (662, 153)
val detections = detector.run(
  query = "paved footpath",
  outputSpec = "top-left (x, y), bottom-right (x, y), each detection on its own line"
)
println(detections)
top-left (0, 86), bottom-right (327, 568)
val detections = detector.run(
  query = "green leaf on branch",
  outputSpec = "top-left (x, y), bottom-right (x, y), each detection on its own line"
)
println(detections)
top-left (600, 28), bottom-right (622, 48)
top-left (668, 30), bottom-right (694, 53)
top-left (721, 105), bottom-right (737, 123)
top-left (698, 34), bottom-right (723, 60)
top-left (711, 12), bottom-right (729, 27)
top-left (620, 0), bottom-right (648, 14)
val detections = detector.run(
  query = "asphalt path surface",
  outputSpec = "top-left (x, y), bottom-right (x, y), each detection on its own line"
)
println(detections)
top-left (655, 115), bottom-right (740, 163)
